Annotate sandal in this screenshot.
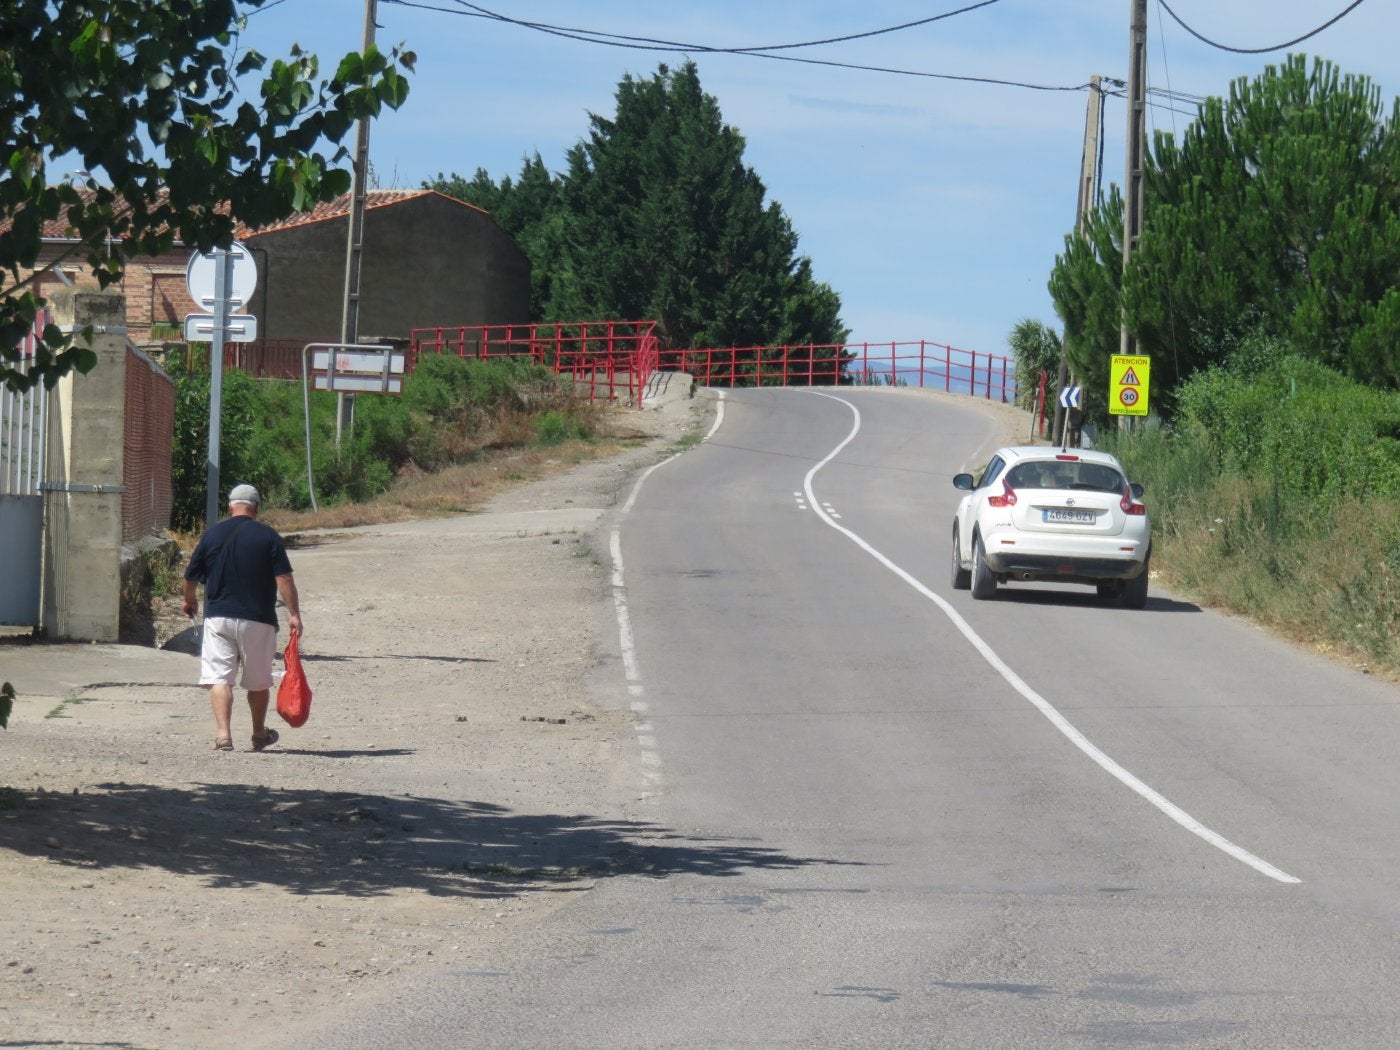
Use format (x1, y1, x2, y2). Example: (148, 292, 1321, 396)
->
(251, 728, 280, 752)
(212, 737, 234, 751)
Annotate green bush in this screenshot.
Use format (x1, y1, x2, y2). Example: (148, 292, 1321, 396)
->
(1098, 359, 1400, 674)
(534, 408, 591, 446)
(169, 349, 591, 528)
(1171, 356, 1400, 509)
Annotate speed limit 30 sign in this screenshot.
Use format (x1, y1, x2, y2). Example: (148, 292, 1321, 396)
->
(1110, 355, 1150, 416)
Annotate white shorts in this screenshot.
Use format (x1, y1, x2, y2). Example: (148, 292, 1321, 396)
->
(199, 617, 279, 691)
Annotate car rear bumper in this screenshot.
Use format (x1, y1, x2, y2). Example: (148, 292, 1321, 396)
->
(984, 553, 1147, 582)
(979, 531, 1148, 581)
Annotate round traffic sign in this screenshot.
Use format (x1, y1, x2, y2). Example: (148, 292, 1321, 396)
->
(1119, 387, 1139, 407)
(185, 241, 257, 308)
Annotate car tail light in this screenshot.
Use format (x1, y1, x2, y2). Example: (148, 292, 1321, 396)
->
(987, 478, 1017, 508)
(1120, 486, 1146, 516)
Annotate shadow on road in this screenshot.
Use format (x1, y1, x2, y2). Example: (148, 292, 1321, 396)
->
(1, 782, 861, 900)
(981, 587, 1201, 613)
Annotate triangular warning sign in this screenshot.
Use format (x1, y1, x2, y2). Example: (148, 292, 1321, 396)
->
(1120, 367, 1141, 386)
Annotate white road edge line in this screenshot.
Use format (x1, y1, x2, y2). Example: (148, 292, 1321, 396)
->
(610, 391, 728, 788)
(803, 390, 1301, 885)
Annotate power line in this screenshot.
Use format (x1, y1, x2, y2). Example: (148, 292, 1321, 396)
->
(1156, 0, 1370, 55)
(442, 0, 1005, 55)
(383, 0, 1090, 93)
(733, 2, 1005, 53)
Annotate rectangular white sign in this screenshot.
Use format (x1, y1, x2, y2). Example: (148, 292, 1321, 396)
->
(311, 350, 406, 375)
(313, 374, 403, 394)
(183, 312, 258, 343)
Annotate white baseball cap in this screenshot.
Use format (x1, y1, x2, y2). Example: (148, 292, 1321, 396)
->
(228, 484, 261, 507)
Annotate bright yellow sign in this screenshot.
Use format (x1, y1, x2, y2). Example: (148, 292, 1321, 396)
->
(1109, 354, 1151, 416)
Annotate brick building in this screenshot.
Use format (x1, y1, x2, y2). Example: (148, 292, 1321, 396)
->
(238, 189, 530, 344)
(19, 188, 530, 350)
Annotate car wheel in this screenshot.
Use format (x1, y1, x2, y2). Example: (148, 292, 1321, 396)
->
(951, 525, 971, 590)
(1121, 561, 1149, 610)
(970, 534, 997, 600)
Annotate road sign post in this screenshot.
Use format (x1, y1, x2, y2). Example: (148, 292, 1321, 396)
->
(185, 242, 258, 528)
(300, 343, 406, 511)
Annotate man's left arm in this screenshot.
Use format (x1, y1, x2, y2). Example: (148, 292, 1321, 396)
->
(277, 573, 303, 636)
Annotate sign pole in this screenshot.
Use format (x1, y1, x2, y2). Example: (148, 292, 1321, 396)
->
(204, 248, 231, 530)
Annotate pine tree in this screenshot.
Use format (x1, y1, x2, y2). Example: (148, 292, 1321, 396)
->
(430, 62, 847, 367)
(1049, 55, 1400, 406)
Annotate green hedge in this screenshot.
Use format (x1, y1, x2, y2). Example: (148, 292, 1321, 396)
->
(169, 351, 571, 529)
(1171, 356, 1400, 510)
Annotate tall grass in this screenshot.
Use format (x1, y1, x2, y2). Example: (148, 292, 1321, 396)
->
(168, 351, 608, 529)
(1100, 356, 1400, 677)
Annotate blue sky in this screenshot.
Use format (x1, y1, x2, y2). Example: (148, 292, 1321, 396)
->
(231, 0, 1399, 355)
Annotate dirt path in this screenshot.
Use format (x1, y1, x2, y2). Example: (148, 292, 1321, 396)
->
(0, 387, 1030, 1049)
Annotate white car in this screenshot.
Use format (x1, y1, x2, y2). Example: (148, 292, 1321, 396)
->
(951, 446, 1151, 607)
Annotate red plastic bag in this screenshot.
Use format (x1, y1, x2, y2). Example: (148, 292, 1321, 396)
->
(276, 629, 312, 728)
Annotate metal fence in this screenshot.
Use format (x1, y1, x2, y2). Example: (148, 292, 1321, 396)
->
(0, 314, 48, 497)
(123, 344, 174, 543)
(173, 325, 1023, 406)
(410, 320, 660, 407)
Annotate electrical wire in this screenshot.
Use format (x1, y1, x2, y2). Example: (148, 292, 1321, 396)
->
(1156, 0, 1369, 55)
(441, 0, 1005, 55)
(1153, 0, 1181, 139)
(383, 0, 1090, 93)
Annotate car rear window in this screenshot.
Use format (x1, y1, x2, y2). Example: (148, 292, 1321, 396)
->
(1007, 461, 1123, 493)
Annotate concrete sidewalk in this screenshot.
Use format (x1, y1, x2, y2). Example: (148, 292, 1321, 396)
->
(1, 639, 197, 710)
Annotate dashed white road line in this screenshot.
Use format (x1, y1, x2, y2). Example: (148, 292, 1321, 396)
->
(803, 390, 1301, 885)
(610, 391, 727, 788)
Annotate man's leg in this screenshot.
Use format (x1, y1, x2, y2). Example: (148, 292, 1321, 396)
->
(210, 684, 235, 742)
(247, 688, 270, 739)
(200, 617, 239, 747)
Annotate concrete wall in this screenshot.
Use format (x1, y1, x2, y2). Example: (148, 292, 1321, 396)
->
(246, 194, 531, 342)
(42, 290, 127, 642)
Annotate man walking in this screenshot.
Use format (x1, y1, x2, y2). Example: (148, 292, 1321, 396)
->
(182, 484, 304, 751)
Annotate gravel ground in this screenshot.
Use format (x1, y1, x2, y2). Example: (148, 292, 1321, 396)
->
(0, 386, 1029, 1049)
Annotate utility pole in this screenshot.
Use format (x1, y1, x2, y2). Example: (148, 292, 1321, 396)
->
(1053, 74, 1104, 446)
(336, 0, 376, 454)
(1121, 0, 1147, 358)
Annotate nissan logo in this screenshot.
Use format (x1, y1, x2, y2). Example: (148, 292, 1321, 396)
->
(1066, 498, 1076, 506)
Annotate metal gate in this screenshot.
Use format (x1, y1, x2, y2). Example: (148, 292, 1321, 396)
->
(0, 316, 49, 626)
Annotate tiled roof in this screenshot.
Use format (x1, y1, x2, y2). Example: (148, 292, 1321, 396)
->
(235, 188, 487, 238)
(12, 187, 487, 242)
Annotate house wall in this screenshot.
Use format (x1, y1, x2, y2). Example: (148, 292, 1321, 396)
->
(245, 196, 530, 343)
(31, 245, 198, 347)
(24, 194, 530, 351)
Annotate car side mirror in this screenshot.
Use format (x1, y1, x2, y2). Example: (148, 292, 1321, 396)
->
(953, 473, 975, 490)
(1129, 482, 1144, 500)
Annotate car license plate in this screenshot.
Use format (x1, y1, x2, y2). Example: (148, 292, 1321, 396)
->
(1043, 507, 1096, 524)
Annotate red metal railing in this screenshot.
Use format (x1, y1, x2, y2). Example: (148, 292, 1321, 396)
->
(409, 320, 660, 407)
(177, 340, 312, 379)
(186, 326, 1021, 406)
(836, 341, 1017, 401)
(660, 339, 1018, 402)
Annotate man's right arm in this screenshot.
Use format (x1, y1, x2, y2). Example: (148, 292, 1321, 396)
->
(182, 532, 211, 620)
(181, 578, 199, 620)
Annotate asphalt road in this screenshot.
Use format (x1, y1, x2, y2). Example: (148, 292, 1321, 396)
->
(299, 387, 1400, 1048)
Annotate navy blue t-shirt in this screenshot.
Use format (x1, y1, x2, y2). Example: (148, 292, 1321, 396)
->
(184, 516, 294, 627)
